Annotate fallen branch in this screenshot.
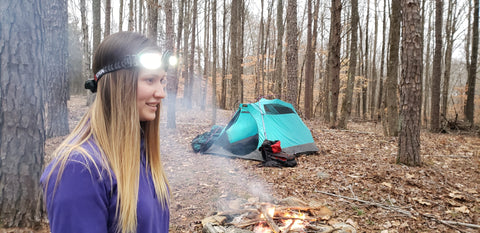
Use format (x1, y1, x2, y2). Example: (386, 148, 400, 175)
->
(314, 190, 412, 217)
(315, 190, 477, 232)
(442, 220, 480, 229)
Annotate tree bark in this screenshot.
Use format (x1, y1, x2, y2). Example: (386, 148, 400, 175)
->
(0, 0, 46, 227)
(273, 0, 284, 98)
(398, 0, 423, 166)
(383, 0, 400, 136)
(338, 0, 358, 129)
(147, 0, 159, 41)
(44, 0, 69, 138)
(211, 0, 218, 124)
(441, 0, 458, 119)
(304, 0, 314, 119)
(220, 0, 227, 109)
(105, 0, 111, 37)
(430, 0, 443, 132)
(285, 0, 298, 108)
(465, 0, 478, 124)
(327, 0, 342, 127)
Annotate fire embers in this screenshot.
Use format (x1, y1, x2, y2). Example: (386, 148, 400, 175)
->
(201, 197, 357, 233)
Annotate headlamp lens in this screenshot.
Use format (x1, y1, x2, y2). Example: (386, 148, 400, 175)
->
(139, 53, 163, 70)
(168, 56, 178, 66)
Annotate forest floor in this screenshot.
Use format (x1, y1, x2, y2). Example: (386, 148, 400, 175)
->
(5, 95, 479, 233)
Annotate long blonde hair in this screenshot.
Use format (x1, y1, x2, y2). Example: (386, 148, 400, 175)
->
(44, 32, 169, 233)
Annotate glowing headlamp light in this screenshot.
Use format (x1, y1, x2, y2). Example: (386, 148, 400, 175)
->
(84, 51, 177, 93)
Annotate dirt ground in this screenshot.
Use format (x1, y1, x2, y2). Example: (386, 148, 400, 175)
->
(5, 95, 479, 233)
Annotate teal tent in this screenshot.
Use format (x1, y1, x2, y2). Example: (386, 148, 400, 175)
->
(203, 98, 318, 161)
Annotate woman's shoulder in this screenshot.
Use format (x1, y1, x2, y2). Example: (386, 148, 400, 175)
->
(41, 138, 110, 184)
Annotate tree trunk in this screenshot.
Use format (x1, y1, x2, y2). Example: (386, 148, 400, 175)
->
(398, 0, 423, 166)
(165, 0, 178, 129)
(182, 0, 191, 107)
(119, 0, 124, 31)
(370, 1, 379, 120)
(220, 0, 227, 109)
(0, 0, 46, 227)
(187, 0, 197, 109)
(44, 0, 69, 138)
(377, 0, 387, 120)
(201, 0, 210, 111)
(441, 0, 457, 119)
(430, 0, 443, 132)
(285, 0, 298, 108)
(273, 0, 284, 98)
(128, 0, 134, 31)
(211, 0, 218, 124)
(327, 0, 342, 127)
(230, 0, 242, 109)
(147, 0, 159, 41)
(105, 0, 111, 37)
(465, 0, 478, 124)
(304, 0, 314, 119)
(92, 0, 101, 53)
(364, 0, 369, 120)
(383, 0, 400, 136)
(338, 0, 358, 129)
(423, 3, 433, 127)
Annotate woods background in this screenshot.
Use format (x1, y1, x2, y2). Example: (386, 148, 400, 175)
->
(0, 0, 479, 229)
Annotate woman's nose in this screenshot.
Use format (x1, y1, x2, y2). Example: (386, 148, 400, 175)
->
(154, 82, 166, 98)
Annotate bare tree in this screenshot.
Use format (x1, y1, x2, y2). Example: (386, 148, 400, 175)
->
(442, 0, 459, 118)
(147, 0, 159, 41)
(105, 0, 111, 36)
(398, 0, 423, 166)
(423, 2, 433, 127)
(273, 0, 284, 98)
(338, 0, 359, 129)
(0, 0, 49, 227)
(383, 0, 400, 136)
(230, 0, 243, 108)
(304, 0, 314, 119)
(187, 0, 198, 109)
(44, 0, 69, 138)
(211, 0, 218, 124)
(119, 0, 124, 31)
(128, 0, 134, 31)
(92, 0, 101, 53)
(465, 0, 478, 124)
(220, 0, 227, 109)
(327, 0, 342, 127)
(430, 0, 443, 132)
(285, 0, 298, 108)
(201, 0, 210, 110)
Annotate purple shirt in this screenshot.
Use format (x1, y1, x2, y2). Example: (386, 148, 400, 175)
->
(41, 139, 169, 233)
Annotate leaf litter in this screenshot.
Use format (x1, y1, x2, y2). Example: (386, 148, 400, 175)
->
(36, 96, 480, 233)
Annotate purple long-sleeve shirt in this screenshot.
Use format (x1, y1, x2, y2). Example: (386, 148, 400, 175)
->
(41, 138, 169, 233)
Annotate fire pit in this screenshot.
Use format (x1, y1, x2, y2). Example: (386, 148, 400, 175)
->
(201, 197, 356, 233)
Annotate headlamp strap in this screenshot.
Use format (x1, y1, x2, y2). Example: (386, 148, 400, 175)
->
(94, 55, 137, 81)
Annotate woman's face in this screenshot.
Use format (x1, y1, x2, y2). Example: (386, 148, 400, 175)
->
(136, 69, 167, 121)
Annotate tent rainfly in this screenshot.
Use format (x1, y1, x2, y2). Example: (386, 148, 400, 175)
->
(203, 98, 319, 161)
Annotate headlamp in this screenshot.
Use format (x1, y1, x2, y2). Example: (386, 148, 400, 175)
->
(84, 51, 177, 93)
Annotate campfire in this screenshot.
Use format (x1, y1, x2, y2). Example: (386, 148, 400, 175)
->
(201, 197, 356, 233)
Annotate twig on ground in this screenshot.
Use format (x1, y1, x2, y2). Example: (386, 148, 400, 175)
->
(314, 190, 412, 217)
(315, 190, 478, 233)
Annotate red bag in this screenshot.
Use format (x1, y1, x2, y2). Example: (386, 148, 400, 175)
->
(271, 141, 282, 153)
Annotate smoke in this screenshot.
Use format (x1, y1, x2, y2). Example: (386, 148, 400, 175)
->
(159, 103, 275, 212)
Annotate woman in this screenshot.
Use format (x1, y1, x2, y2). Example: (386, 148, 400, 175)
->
(41, 31, 170, 233)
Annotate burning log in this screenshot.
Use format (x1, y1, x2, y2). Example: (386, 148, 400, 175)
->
(201, 197, 356, 233)
(259, 204, 281, 233)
